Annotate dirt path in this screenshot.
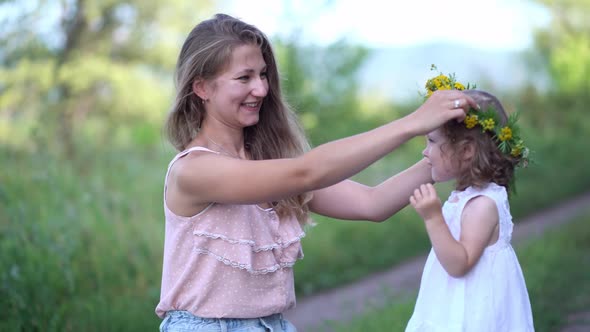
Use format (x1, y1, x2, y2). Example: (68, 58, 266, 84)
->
(284, 191, 590, 331)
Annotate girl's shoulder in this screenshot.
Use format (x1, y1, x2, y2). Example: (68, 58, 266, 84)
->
(449, 182, 507, 204)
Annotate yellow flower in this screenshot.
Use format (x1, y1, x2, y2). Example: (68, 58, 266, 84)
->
(511, 146, 522, 157)
(431, 75, 451, 89)
(480, 118, 495, 131)
(498, 127, 513, 141)
(424, 72, 463, 98)
(511, 141, 525, 157)
(436, 74, 449, 82)
(464, 114, 479, 129)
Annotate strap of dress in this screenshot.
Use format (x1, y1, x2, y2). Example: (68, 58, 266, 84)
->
(163, 146, 219, 199)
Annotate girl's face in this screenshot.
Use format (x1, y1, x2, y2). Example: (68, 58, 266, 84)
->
(202, 44, 269, 129)
(423, 128, 458, 183)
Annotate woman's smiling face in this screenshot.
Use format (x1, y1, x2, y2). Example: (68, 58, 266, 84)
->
(201, 43, 269, 129)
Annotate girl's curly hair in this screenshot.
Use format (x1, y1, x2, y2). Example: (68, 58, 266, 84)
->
(441, 90, 521, 192)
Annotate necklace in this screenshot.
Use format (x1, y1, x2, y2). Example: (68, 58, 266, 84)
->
(202, 133, 242, 159)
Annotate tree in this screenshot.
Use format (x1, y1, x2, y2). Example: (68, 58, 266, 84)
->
(0, 0, 215, 156)
(275, 38, 370, 144)
(530, 0, 590, 94)
(0, 0, 376, 156)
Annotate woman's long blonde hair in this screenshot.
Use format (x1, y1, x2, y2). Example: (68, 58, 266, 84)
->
(165, 13, 312, 224)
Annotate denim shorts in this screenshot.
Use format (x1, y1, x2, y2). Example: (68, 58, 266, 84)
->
(159, 310, 297, 332)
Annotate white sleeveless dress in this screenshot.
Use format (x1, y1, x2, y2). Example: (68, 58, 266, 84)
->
(406, 183, 534, 332)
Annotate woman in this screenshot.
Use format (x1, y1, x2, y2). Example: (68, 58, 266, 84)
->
(156, 13, 477, 331)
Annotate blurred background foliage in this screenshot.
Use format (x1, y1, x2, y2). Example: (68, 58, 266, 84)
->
(1, 0, 589, 330)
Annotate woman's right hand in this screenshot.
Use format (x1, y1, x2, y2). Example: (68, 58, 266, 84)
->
(406, 90, 479, 135)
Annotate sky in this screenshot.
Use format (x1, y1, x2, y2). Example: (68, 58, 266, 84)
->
(218, 0, 551, 51)
(0, 0, 552, 101)
(0, 0, 552, 52)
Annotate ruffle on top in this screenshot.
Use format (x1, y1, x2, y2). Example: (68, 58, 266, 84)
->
(443, 183, 514, 249)
(190, 203, 305, 275)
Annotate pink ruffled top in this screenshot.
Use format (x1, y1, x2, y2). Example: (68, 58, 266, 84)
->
(155, 147, 306, 319)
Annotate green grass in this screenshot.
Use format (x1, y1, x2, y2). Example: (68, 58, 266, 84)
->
(0, 146, 168, 331)
(321, 210, 590, 332)
(296, 208, 430, 296)
(1, 116, 590, 330)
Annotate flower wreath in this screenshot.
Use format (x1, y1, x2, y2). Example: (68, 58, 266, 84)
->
(424, 65, 530, 169)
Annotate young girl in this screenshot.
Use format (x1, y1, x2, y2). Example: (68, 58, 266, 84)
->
(156, 14, 478, 331)
(406, 88, 534, 331)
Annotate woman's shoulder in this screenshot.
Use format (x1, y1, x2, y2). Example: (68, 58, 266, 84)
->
(175, 146, 220, 160)
(166, 146, 222, 196)
(169, 146, 220, 171)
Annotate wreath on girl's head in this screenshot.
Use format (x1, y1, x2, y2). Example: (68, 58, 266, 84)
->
(424, 65, 530, 169)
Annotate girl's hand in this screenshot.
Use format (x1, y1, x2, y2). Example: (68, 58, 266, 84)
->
(410, 183, 443, 221)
